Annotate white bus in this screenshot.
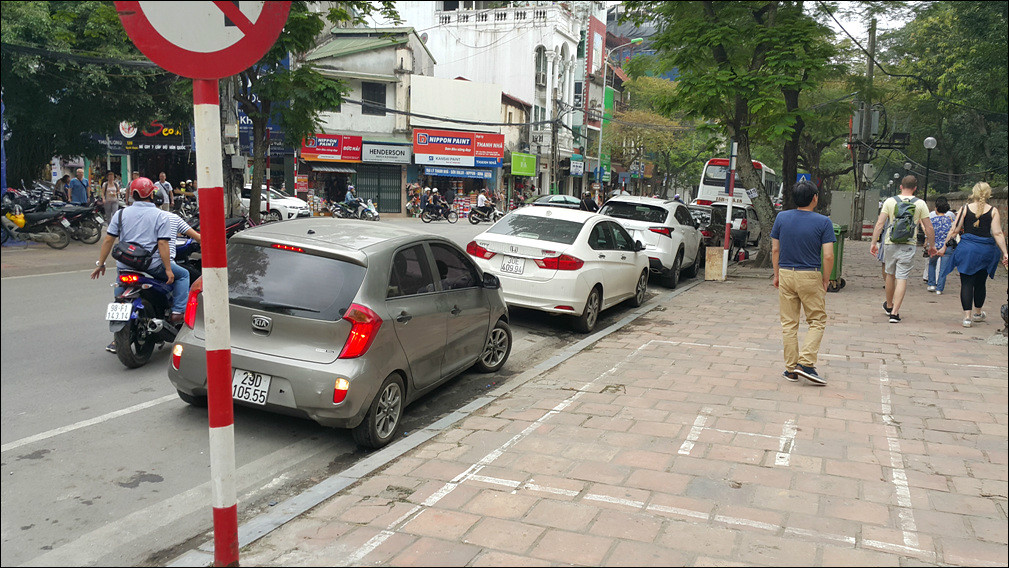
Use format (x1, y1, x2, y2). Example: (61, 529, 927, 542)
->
(692, 158, 780, 207)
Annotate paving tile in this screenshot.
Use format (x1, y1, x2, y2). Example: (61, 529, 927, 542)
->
(463, 517, 544, 554)
(602, 539, 693, 566)
(389, 536, 481, 567)
(529, 529, 614, 565)
(522, 499, 601, 531)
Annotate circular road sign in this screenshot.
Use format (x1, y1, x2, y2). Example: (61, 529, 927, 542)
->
(115, 1, 291, 79)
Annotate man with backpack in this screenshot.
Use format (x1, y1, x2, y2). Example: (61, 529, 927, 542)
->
(869, 175, 936, 323)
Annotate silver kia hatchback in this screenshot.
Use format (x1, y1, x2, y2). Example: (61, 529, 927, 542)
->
(168, 219, 511, 448)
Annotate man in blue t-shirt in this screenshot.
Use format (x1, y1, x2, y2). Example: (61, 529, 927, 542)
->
(771, 179, 836, 386)
(68, 168, 90, 205)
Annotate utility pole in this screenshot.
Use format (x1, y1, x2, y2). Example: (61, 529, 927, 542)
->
(852, 18, 876, 241)
(551, 86, 560, 195)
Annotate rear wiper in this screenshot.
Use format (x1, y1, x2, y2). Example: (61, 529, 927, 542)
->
(230, 295, 320, 313)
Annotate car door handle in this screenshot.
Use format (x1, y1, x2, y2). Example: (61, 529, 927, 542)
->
(450, 305, 461, 316)
(598, 254, 606, 259)
(621, 255, 627, 260)
(395, 312, 412, 323)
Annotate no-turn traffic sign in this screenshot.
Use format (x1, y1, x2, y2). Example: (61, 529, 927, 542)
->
(115, 1, 291, 79)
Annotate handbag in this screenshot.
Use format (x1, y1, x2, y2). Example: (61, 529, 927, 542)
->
(110, 209, 154, 271)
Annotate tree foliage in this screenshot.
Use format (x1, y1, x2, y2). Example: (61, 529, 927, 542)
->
(1, 0, 190, 184)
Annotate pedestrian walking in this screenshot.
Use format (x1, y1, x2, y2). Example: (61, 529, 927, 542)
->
(771, 179, 835, 386)
(926, 196, 955, 294)
(101, 171, 120, 225)
(154, 172, 173, 211)
(68, 168, 90, 205)
(937, 182, 1009, 328)
(869, 175, 936, 324)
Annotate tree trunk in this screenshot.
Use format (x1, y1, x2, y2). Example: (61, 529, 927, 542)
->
(249, 115, 268, 224)
(735, 133, 775, 267)
(781, 87, 802, 211)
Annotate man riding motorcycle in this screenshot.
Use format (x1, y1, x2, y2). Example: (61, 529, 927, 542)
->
(91, 177, 182, 353)
(475, 188, 495, 218)
(427, 188, 449, 219)
(344, 185, 364, 216)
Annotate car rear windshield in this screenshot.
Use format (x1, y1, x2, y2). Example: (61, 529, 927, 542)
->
(599, 202, 668, 224)
(688, 207, 711, 224)
(486, 214, 584, 245)
(711, 204, 746, 219)
(227, 243, 366, 321)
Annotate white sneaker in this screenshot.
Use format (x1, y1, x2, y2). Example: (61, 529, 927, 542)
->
(927, 285, 936, 291)
(973, 311, 987, 322)
(962, 319, 972, 328)
(935, 290, 942, 295)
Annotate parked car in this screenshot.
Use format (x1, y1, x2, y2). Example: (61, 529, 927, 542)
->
(529, 194, 581, 210)
(241, 185, 311, 222)
(466, 207, 649, 334)
(169, 219, 512, 449)
(708, 202, 762, 247)
(687, 203, 727, 249)
(599, 196, 703, 288)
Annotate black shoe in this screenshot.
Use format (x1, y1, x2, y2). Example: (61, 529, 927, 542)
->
(882, 301, 892, 315)
(796, 365, 826, 385)
(106, 342, 117, 354)
(782, 369, 799, 382)
(889, 313, 901, 324)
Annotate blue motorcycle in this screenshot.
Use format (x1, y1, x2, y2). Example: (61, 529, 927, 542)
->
(106, 271, 183, 368)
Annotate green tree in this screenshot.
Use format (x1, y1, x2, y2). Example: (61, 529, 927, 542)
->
(238, 1, 399, 223)
(1, 1, 189, 184)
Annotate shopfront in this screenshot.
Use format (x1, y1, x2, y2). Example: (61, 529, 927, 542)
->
(413, 128, 503, 215)
(299, 133, 362, 207)
(358, 142, 410, 213)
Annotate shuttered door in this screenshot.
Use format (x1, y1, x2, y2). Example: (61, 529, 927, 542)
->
(354, 165, 401, 213)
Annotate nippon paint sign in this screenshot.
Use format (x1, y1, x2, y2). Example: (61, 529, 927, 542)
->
(362, 143, 411, 164)
(413, 128, 504, 168)
(301, 133, 362, 162)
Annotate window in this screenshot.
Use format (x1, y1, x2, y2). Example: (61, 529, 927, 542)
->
(588, 222, 614, 250)
(487, 214, 584, 245)
(361, 82, 387, 116)
(607, 222, 635, 251)
(508, 111, 514, 124)
(388, 245, 435, 298)
(430, 243, 479, 291)
(673, 206, 693, 227)
(599, 201, 667, 224)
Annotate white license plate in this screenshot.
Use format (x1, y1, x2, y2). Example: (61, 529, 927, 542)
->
(106, 302, 132, 321)
(500, 255, 525, 275)
(60, 218, 71, 228)
(95, 215, 104, 224)
(232, 369, 271, 405)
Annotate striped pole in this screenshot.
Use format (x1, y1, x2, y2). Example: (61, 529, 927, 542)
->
(721, 141, 738, 279)
(193, 78, 238, 567)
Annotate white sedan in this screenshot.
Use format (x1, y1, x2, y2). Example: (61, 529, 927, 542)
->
(466, 207, 649, 333)
(241, 186, 311, 222)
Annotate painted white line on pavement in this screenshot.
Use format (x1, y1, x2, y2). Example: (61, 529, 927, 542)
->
(1, 394, 176, 453)
(863, 539, 937, 563)
(775, 419, 797, 467)
(678, 406, 713, 455)
(1, 268, 94, 280)
(878, 363, 921, 551)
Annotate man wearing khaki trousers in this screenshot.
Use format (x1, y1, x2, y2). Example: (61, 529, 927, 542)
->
(771, 180, 836, 386)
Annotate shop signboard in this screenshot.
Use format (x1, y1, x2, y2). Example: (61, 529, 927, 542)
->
(425, 166, 493, 180)
(413, 128, 504, 167)
(362, 143, 411, 164)
(295, 175, 308, 193)
(570, 159, 584, 176)
(510, 152, 537, 177)
(301, 134, 363, 162)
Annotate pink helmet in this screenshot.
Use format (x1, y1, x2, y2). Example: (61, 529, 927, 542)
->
(129, 177, 157, 199)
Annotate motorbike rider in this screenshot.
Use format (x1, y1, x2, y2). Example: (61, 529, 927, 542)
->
(429, 188, 448, 219)
(344, 185, 364, 216)
(475, 188, 495, 218)
(91, 177, 178, 353)
(579, 191, 599, 212)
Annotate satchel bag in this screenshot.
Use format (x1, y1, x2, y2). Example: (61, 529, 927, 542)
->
(109, 209, 154, 271)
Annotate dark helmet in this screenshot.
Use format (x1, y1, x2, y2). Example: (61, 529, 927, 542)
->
(129, 177, 157, 200)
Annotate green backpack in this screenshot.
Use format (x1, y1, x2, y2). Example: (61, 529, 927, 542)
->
(889, 197, 919, 244)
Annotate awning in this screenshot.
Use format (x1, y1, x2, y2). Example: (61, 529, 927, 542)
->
(309, 164, 357, 174)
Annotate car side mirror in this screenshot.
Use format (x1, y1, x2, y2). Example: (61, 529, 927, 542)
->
(635, 240, 646, 252)
(482, 272, 501, 289)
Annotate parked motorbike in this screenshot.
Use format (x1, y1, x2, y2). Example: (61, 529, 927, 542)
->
(468, 206, 504, 225)
(420, 204, 458, 224)
(106, 270, 180, 368)
(1, 203, 73, 248)
(60, 202, 104, 244)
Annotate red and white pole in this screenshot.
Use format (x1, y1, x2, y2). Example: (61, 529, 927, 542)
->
(721, 141, 738, 279)
(193, 78, 238, 567)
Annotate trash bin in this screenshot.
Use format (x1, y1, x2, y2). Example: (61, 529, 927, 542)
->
(824, 224, 847, 292)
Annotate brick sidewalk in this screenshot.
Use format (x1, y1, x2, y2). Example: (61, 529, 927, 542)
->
(231, 240, 1008, 566)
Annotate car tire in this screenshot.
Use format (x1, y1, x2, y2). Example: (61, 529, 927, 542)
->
(352, 373, 404, 449)
(573, 286, 602, 333)
(265, 210, 283, 223)
(177, 389, 208, 407)
(628, 269, 648, 307)
(683, 245, 702, 279)
(474, 319, 512, 373)
(662, 252, 682, 288)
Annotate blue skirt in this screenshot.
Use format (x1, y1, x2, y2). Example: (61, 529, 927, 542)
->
(939, 233, 1000, 280)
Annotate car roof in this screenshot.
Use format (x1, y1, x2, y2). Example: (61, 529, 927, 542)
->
(605, 195, 678, 207)
(230, 218, 450, 264)
(509, 205, 605, 223)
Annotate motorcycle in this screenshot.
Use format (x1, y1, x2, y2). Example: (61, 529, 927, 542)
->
(330, 198, 379, 221)
(60, 202, 104, 244)
(420, 204, 458, 224)
(1, 203, 73, 249)
(468, 206, 504, 225)
(361, 198, 380, 221)
(106, 269, 181, 368)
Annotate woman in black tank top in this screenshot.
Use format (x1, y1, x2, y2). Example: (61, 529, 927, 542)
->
(962, 205, 994, 237)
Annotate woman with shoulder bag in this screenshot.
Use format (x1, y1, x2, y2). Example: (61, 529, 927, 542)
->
(102, 171, 120, 226)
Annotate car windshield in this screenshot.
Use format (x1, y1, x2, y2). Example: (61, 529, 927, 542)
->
(703, 164, 745, 188)
(599, 202, 668, 224)
(227, 243, 366, 321)
(711, 204, 746, 220)
(486, 214, 584, 245)
(688, 207, 711, 224)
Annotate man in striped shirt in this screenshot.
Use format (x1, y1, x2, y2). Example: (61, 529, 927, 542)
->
(163, 210, 201, 323)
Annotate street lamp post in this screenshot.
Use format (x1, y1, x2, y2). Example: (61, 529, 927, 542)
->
(892, 172, 900, 197)
(923, 136, 937, 204)
(595, 37, 642, 194)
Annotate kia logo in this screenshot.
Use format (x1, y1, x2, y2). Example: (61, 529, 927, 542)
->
(251, 315, 272, 332)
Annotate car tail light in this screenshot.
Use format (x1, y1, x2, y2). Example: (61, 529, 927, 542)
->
(695, 199, 713, 205)
(649, 226, 673, 237)
(701, 229, 713, 238)
(535, 254, 583, 270)
(333, 378, 350, 404)
(184, 279, 203, 329)
(339, 304, 383, 359)
(739, 218, 748, 230)
(554, 305, 575, 311)
(172, 344, 183, 370)
(466, 241, 496, 259)
(119, 273, 140, 284)
(271, 243, 304, 253)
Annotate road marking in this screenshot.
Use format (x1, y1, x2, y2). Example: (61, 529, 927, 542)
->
(1, 394, 176, 453)
(678, 406, 712, 455)
(774, 419, 797, 466)
(878, 363, 921, 551)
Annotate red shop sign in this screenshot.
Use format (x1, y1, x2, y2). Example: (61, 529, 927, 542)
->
(301, 134, 363, 162)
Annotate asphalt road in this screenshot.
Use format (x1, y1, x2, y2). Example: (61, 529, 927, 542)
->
(0, 214, 673, 567)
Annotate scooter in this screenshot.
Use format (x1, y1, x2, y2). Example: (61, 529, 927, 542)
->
(420, 204, 458, 224)
(60, 202, 104, 244)
(106, 270, 180, 368)
(1, 203, 72, 249)
(468, 206, 504, 224)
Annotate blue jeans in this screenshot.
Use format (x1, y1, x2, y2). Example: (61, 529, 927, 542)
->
(114, 262, 189, 314)
(927, 256, 948, 291)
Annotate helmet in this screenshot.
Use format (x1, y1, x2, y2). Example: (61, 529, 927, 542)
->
(186, 179, 192, 185)
(674, 194, 681, 199)
(129, 177, 157, 200)
(424, 187, 430, 192)
(347, 185, 355, 191)
(432, 188, 439, 193)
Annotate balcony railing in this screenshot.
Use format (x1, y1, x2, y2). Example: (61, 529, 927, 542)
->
(435, 4, 576, 35)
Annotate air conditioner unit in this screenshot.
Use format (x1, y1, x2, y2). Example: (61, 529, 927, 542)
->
(535, 72, 547, 87)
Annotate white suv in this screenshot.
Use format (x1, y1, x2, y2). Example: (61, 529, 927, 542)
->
(241, 186, 311, 222)
(599, 196, 703, 288)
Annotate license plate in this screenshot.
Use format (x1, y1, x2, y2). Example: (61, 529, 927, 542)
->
(232, 369, 270, 405)
(500, 255, 525, 275)
(95, 215, 104, 224)
(60, 218, 71, 228)
(106, 302, 132, 321)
